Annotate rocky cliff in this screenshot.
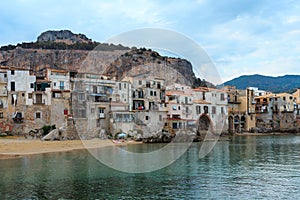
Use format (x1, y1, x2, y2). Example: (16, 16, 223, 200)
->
(0, 30, 209, 87)
(37, 30, 92, 44)
(105, 48, 197, 86)
(0, 47, 127, 73)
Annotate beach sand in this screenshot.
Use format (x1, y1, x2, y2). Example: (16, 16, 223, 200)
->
(0, 137, 140, 159)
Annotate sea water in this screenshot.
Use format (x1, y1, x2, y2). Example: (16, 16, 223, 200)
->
(0, 135, 299, 199)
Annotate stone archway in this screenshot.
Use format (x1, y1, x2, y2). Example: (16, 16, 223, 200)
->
(228, 116, 234, 133)
(241, 115, 246, 131)
(197, 114, 212, 136)
(234, 115, 240, 133)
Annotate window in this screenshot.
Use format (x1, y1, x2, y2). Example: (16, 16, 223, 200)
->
(283, 96, 286, 101)
(146, 81, 150, 88)
(150, 91, 153, 96)
(35, 94, 43, 104)
(0, 112, 3, 118)
(204, 106, 209, 114)
(178, 106, 181, 110)
(220, 93, 225, 101)
(157, 82, 161, 89)
(138, 91, 144, 98)
(11, 70, 15, 75)
(196, 106, 201, 114)
(11, 81, 15, 91)
(221, 107, 224, 114)
(30, 83, 34, 88)
(119, 83, 122, 90)
(99, 108, 105, 118)
(212, 106, 216, 114)
(54, 82, 56, 87)
(154, 91, 157, 96)
(124, 83, 126, 88)
(35, 112, 41, 119)
(159, 115, 162, 121)
(145, 116, 149, 120)
(139, 80, 142, 85)
(78, 93, 85, 101)
(290, 96, 293, 100)
(78, 109, 86, 118)
(172, 122, 178, 129)
(60, 81, 64, 90)
(99, 108, 105, 113)
(185, 97, 188, 104)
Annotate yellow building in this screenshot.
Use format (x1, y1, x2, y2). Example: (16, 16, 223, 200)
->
(225, 86, 256, 133)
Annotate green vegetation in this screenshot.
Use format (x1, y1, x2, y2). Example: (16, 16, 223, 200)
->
(41, 125, 56, 136)
(0, 41, 130, 51)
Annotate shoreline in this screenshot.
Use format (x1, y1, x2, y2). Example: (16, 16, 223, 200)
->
(1, 132, 299, 159)
(233, 132, 300, 136)
(0, 138, 141, 159)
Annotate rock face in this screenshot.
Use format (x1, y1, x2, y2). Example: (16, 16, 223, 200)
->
(0, 47, 127, 73)
(105, 48, 197, 86)
(0, 30, 210, 87)
(37, 30, 92, 44)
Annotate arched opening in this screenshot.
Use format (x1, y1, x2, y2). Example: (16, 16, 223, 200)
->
(228, 116, 234, 133)
(241, 116, 246, 131)
(234, 115, 240, 133)
(197, 114, 211, 136)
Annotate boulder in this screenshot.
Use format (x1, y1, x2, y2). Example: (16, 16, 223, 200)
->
(41, 129, 60, 141)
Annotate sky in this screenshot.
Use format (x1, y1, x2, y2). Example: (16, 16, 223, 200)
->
(1, 0, 300, 84)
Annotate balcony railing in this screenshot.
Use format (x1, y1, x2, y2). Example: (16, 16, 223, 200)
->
(33, 100, 45, 105)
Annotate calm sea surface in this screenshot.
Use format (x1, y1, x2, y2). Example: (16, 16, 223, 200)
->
(0, 135, 300, 199)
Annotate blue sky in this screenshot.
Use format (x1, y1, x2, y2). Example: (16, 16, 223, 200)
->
(1, 0, 300, 84)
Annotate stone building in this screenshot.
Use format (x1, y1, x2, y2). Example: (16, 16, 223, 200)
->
(71, 73, 132, 138)
(0, 67, 9, 133)
(5, 68, 45, 134)
(122, 75, 167, 137)
(254, 92, 297, 131)
(225, 86, 256, 133)
(192, 87, 228, 135)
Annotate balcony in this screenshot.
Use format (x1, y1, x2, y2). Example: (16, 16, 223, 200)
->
(33, 99, 45, 105)
(228, 100, 241, 104)
(90, 93, 109, 102)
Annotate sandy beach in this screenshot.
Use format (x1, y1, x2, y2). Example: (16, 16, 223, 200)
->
(0, 137, 140, 159)
(1, 133, 299, 159)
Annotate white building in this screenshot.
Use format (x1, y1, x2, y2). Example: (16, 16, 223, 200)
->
(7, 68, 36, 106)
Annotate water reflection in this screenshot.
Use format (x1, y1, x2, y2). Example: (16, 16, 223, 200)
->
(0, 135, 299, 199)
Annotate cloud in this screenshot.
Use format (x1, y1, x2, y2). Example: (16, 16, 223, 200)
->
(1, 0, 300, 85)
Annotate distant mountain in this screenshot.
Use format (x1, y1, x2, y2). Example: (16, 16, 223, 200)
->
(222, 74, 300, 93)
